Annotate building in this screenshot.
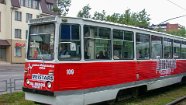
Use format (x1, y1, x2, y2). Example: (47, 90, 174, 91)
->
(150, 23, 184, 32)
(0, 0, 56, 63)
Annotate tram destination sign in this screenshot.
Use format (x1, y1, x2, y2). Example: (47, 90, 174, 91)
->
(29, 16, 56, 24)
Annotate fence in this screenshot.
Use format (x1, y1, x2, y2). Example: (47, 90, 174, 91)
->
(0, 78, 23, 94)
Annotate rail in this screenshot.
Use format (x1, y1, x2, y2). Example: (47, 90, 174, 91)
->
(166, 96, 186, 105)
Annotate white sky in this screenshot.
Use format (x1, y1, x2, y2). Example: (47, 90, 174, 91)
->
(67, 0, 186, 27)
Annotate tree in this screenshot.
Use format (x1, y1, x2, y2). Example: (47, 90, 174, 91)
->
(106, 13, 120, 23)
(77, 7, 151, 29)
(105, 9, 150, 28)
(53, 0, 71, 16)
(92, 10, 106, 20)
(120, 9, 132, 25)
(77, 4, 91, 18)
(136, 9, 150, 28)
(167, 27, 186, 37)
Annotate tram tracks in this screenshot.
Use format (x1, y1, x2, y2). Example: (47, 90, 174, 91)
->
(112, 83, 186, 105)
(166, 96, 186, 105)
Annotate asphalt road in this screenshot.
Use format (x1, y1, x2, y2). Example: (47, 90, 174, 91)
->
(0, 64, 24, 94)
(0, 64, 24, 79)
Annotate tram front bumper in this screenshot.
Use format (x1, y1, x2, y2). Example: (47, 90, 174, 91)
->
(22, 87, 54, 96)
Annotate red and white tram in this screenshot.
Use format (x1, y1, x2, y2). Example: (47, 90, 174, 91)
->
(23, 16, 186, 105)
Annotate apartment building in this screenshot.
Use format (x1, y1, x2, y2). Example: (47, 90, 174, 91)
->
(150, 23, 184, 32)
(0, 0, 55, 63)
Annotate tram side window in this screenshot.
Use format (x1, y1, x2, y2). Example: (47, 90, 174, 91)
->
(151, 36, 163, 59)
(84, 25, 111, 60)
(173, 40, 181, 59)
(181, 41, 186, 59)
(164, 38, 173, 59)
(59, 24, 81, 61)
(136, 33, 150, 60)
(113, 29, 134, 60)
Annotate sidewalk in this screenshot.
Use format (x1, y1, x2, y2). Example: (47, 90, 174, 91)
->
(0, 62, 24, 70)
(0, 61, 11, 65)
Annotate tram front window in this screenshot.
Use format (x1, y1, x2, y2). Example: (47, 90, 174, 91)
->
(27, 23, 55, 60)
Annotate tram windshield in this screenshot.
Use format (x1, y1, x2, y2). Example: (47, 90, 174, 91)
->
(27, 23, 55, 60)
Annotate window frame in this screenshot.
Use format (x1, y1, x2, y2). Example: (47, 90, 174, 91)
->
(83, 25, 111, 60)
(113, 29, 134, 60)
(58, 23, 81, 61)
(181, 41, 186, 59)
(15, 47, 22, 57)
(136, 33, 150, 60)
(0, 0, 5, 4)
(15, 29, 22, 39)
(26, 30, 28, 39)
(173, 39, 181, 59)
(15, 11, 22, 21)
(27, 23, 55, 61)
(47, 3, 53, 11)
(0, 12, 1, 32)
(150, 35, 163, 59)
(26, 13, 32, 23)
(19, 0, 39, 9)
(163, 37, 173, 59)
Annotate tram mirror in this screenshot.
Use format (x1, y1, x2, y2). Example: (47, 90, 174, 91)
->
(173, 55, 178, 59)
(156, 56, 160, 59)
(70, 43, 76, 51)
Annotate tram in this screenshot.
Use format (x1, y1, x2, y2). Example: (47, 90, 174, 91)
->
(23, 16, 186, 105)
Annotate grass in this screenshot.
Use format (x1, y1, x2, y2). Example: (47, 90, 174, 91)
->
(116, 84, 186, 105)
(0, 92, 35, 105)
(0, 84, 186, 105)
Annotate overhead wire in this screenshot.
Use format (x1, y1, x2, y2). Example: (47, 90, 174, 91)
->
(157, 0, 186, 25)
(166, 0, 186, 11)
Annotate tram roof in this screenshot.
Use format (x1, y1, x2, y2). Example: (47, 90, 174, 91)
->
(63, 16, 186, 41)
(30, 16, 186, 41)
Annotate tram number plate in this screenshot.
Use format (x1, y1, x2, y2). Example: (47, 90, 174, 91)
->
(30, 82, 45, 89)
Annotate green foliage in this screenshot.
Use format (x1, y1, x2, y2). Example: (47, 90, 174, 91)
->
(77, 4, 91, 18)
(92, 10, 106, 20)
(106, 13, 120, 23)
(77, 5, 151, 28)
(0, 92, 35, 105)
(1, 85, 186, 105)
(167, 27, 186, 37)
(77, 5, 186, 38)
(116, 85, 186, 105)
(53, 0, 71, 16)
(106, 9, 151, 28)
(136, 9, 151, 28)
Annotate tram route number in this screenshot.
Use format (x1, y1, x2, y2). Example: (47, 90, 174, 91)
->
(66, 69, 74, 75)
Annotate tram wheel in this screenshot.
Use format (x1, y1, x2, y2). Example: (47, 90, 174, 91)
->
(34, 102, 50, 105)
(181, 76, 186, 85)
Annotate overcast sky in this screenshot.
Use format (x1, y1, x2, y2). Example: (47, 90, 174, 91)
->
(67, 0, 186, 27)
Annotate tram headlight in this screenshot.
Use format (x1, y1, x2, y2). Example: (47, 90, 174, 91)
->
(24, 70, 28, 73)
(47, 82, 52, 89)
(26, 79, 30, 85)
(48, 70, 54, 75)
